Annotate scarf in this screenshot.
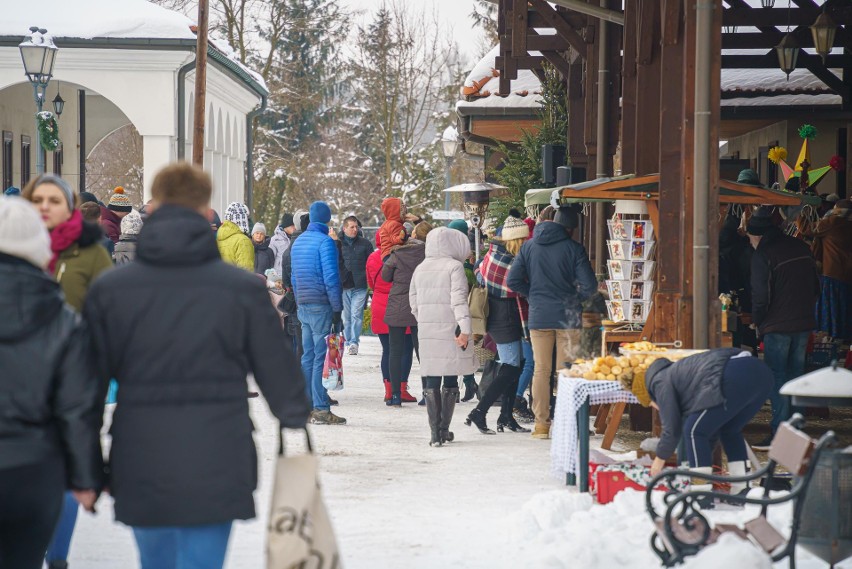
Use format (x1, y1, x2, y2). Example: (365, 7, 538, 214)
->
(48, 209, 83, 273)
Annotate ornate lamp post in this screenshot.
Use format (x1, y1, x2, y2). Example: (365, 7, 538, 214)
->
(19, 27, 58, 175)
(440, 126, 461, 211)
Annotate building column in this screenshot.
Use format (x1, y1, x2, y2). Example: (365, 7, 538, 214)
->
(142, 135, 174, 203)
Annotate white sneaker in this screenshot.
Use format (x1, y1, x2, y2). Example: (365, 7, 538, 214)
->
(348, 344, 358, 355)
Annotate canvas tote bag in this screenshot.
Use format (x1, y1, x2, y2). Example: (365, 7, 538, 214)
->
(468, 285, 489, 336)
(267, 428, 341, 569)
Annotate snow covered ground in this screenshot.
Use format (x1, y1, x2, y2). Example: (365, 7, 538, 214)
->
(65, 336, 850, 568)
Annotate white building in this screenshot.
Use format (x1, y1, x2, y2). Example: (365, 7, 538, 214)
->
(0, 0, 267, 214)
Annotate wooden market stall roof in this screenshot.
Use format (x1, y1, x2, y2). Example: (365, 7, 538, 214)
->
(541, 174, 822, 206)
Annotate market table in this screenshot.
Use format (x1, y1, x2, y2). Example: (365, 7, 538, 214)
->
(551, 374, 639, 492)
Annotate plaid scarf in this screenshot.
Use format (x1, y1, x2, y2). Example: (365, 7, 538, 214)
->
(480, 243, 530, 338)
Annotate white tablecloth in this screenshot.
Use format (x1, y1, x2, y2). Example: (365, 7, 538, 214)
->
(550, 374, 640, 479)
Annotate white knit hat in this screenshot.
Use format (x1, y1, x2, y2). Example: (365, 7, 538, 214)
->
(0, 196, 51, 268)
(252, 222, 267, 235)
(121, 210, 144, 236)
(502, 215, 530, 241)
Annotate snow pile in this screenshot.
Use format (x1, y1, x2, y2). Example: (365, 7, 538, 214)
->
(683, 533, 772, 569)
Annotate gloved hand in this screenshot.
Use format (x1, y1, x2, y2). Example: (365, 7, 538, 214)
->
(332, 311, 343, 334)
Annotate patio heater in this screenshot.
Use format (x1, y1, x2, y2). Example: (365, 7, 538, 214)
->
(19, 27, 58, 175)
(443, 182, 505, 261)
(780, 363, 852, 567)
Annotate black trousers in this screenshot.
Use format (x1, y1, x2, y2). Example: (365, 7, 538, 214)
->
(422, 376, 459, 389)
(388, 325, 419, 395)
(0, 457, 64, 569)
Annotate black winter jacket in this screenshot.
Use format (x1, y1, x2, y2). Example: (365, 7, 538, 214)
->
(646, 348, 746, 460)
(487, 297, 522, 344)
(83, 205, 310, 526)
(750, 228, 819, 336)
(0, 254, 104, 490)
(339, 234, 374, 289)
(506, 222, 597, 330)
(253, 237, 276, 275)
(382, 240, 425, 328)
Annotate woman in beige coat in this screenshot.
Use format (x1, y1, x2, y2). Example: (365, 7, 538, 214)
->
(409, 227, 479, 446)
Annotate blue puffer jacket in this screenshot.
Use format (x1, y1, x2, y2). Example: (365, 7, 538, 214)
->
(506, 222, 597, 330)
(289, 223, 343, 311)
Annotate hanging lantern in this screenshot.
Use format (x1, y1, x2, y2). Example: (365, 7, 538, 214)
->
(52, 91, 64, 117)
(810, 10, 837, 64)
(775, 32, 799, 80)
(760, 0, 775, 7)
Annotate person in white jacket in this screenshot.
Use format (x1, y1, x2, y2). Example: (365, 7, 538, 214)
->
(409, 226, 479, 446)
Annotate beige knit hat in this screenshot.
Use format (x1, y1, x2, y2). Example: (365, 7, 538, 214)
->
(0, 196, 51, 268)
(502, 215, 530, 241)
(108, 187, 133, 212)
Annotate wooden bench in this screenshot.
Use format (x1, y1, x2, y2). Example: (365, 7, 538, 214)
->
(644, 415, 836, 567)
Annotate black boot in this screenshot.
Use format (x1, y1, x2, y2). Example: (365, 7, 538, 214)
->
(513, 396, 535, 423)
(461, 375, 478, 402)
(440, 387, 458, 443)
(423, 388, 442, 446)
(48, 563, 69, 569)
(497, 367, 530, 433)
(464, 407, 495, 434)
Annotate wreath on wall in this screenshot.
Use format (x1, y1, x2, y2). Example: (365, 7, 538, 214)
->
(36, 111, 60, 152)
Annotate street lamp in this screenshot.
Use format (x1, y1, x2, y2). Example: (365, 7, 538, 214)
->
(810, 10, 837, 64)
(19, 26, 58, 175)
(441, 125, 461, 211)
(775, 32, 799, 80)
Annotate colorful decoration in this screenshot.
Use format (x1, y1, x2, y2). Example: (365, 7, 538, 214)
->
(36, 111, 60, 152)
(830, 155, 845, 172)
(768, 146, 787, 164)
(798, 124, 818, 140)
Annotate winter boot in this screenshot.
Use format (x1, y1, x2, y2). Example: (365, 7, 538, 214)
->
(383, 379, 392, 402)
(531, 423, 550, 439)
(400, 382, 418, 403)
(689, 466, 715, 510)
(439, 387, 458, 443)
(47, 562, 68, 569)
(464, 408, 496, 435)
(726, 460, 750, 496)
(461, 376, 478, 402)
(497, 369, 530, 433)
(513, 396, 535, 423)
(309, 409, 347, 425)
(386, 394, 402, 407)
(423, 388, 442, 446)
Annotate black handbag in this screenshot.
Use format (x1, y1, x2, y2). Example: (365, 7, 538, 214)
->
(477, 359, 500, 400)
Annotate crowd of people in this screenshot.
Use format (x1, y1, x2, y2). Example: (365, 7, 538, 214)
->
(2, 159, 847, 566)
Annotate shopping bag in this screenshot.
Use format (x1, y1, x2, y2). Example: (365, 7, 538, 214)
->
(468, 285, 489, 336)
(267, 428, 341, 569)
(321, 333, 344, 391)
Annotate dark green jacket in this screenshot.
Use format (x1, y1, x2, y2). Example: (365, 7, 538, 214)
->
(54, 222, 113, 312)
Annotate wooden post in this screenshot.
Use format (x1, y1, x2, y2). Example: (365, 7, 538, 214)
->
(192, 0, 209, 167)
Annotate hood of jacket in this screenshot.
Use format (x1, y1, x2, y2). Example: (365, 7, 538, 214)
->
(425, 226, 470, 263)
(217, 220, 246, 244)
(137, 205, 220, 267)
(533, 221, 570, 245)
(76, 220, 105, 249)
(381, 197, 403, 223)
(0, 255, 64, 341)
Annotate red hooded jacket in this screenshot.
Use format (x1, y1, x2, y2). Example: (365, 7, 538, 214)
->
(377, 197, 405, 259)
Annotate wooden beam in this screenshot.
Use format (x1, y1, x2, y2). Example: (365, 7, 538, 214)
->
(495, 55, 546, 70)
(541, 51, 573, 79)
(634, 0, 661, 175)
(512, 0, 528, 56)
(528, 0, 588, 58)
(721, 54, 847, 68)
(498, 34, 572, 52)
(722, 29, 852, 50)
(722, 8, 822, 26)
(621, 0, 638, 174)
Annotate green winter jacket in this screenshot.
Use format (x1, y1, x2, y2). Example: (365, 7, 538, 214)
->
(54, 223, 113, 312)
(216, 221, 254, 271)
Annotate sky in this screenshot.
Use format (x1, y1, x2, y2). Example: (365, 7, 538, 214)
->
(341, 0, 487, 67)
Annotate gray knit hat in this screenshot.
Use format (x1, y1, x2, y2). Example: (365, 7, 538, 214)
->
(252, 222, 267, 235)
(0, 196, 51, 268)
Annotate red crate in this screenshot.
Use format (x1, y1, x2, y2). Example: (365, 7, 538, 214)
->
(595, 469, 669, 504)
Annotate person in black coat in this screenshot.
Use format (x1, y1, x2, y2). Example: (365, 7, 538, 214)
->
(338, 215, 374, 354)
(251, 223, 276, 275)
(746, 207, 820, 442)
(82, 164, 309, 569)
(645, 349, 773, 496)
(0, 196, 104, 569)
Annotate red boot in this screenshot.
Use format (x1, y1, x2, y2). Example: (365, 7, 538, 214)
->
(400, 382, 418, 403)
(384, 379, 392, 402)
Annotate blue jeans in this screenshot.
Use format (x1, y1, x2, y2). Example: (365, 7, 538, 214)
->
(45, 491, 78, 562)
(496, 340, 522, 367)
(133, 522, 232, 569)
(518, 340, 534, 397)
(764, 332, 809, 433)
(342, 288, 368, 346)
(682, 356, 773, 467)
(299, 303, 333, 411)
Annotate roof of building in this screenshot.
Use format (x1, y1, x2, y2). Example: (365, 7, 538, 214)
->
(1, 0, 267, 96)
(456, 44, 545, 117)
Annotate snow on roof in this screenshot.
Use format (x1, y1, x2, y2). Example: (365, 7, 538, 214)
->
(721, 66, 842, 107)
(456, 44, 543, 116)
(1, 0, 196, 40)
(2, 0, 267, 93)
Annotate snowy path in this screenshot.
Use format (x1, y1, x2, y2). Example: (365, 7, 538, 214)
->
(67, 336, 562, 568)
